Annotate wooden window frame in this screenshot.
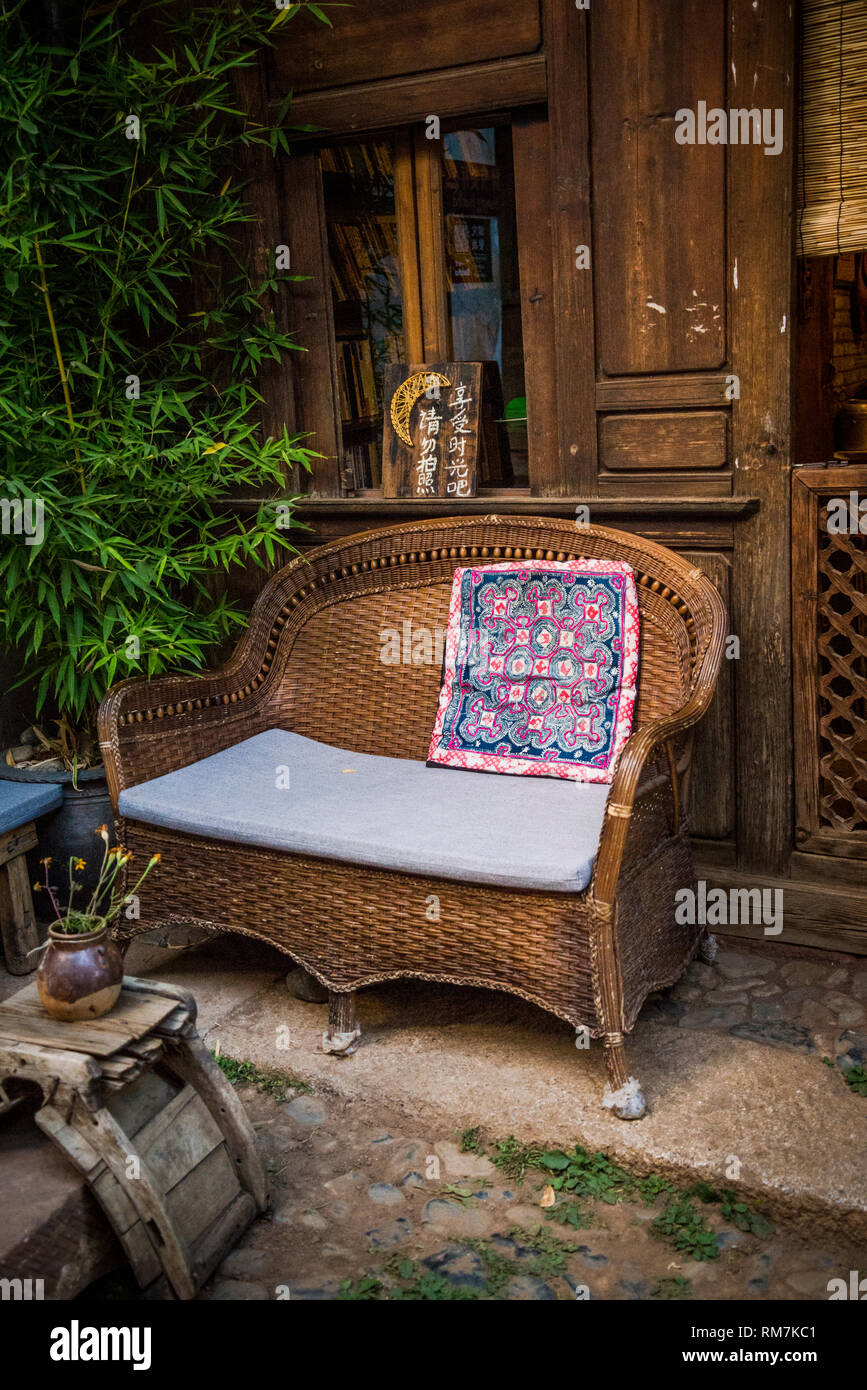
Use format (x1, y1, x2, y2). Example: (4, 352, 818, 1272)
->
(283, 104, 553, 501)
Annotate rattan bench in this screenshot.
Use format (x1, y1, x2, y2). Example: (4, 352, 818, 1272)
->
(98, 516, 726, 1119)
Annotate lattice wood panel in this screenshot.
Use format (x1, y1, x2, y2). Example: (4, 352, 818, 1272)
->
(794, 466, 867, 857)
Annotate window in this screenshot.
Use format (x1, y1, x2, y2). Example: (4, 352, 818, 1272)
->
(320, 115, 527, 491)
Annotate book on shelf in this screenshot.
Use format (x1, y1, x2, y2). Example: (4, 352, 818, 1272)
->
(320, 140, 394, 182)
(343, 438, 380, 491)
(328, 214, 400, 305)
(337, 339, 378, 423)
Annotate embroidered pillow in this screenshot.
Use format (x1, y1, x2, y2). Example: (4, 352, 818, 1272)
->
(427, 559, 639, 782)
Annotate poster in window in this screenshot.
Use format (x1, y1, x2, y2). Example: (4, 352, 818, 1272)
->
(447, 215, 494, 285)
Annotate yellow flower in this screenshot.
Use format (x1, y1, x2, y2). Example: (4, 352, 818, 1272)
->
(74, 858, 86, 871)
(32, 882, 42, 892)
(39, 856, 52, 866)
(150, 853, 162, 864)
(94, 824, 109, 840)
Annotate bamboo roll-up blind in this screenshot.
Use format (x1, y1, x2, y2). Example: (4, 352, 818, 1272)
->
(797, 0, 867, 257)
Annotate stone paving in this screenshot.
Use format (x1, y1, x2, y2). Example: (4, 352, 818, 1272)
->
(643, 944, 867, 1074)
(185, 1079, 864, 1302)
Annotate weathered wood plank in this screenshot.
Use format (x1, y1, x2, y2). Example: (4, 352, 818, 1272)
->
(121, 974, 198, 1018)
(513, 110, 559, 497)
(596, 374, 734, 411)
(91, 1168, 141, 1239)
(680, 551, 734, 839)
(189, 1191, 257, 1293)
(702, 871, 867, 957)
(591, 0, 726, 374)
(0, 847, 41, 975)
(272, 0, 542, 94)
(729, 0, 795, 875)
(35, 1102, 103, 1176)
(282, 55, 547, 139)
(413, 129, 451, 362)
(0, 1039, 101, 1091)
(793, 257, 836, 464)
(0, 985, 177, 1054)
(106, 1065, 181, 1140)
(598, 474, 732, 499)
(136, 1088, 224, 1194)
(282, 152, 342, 495)
(599, 413, 728, 472)
(543, 0, 595, 495)
(394, 131, 424, 363)
(795, 830, 867, 861)
(233, 53, 298, 491)
(791, 848, 867, 886)
(164, 1034, 268, 1212)
(35, 1103, 164, 1290)
(292, 495, 756, 519)
(65, 1101, 196, 1300)
(121, 1220, 164, 1289)
(0, 822, 37, 868)
(165, 1144, 241, 1249)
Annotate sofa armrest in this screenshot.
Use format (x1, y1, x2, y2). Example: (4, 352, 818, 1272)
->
(97, 551, 320, 809)
(97, 649, 269, 811)
(592, 693, 721, 909)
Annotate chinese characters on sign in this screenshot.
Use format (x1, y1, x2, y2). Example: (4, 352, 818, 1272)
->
(415, 383, 474, 497)
(382, 362, 492, 499)
(416, 401, 440, 495)
(446, 382, 473, 497)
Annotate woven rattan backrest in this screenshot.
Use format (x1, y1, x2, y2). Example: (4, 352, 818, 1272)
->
(254, 517, 714, 762)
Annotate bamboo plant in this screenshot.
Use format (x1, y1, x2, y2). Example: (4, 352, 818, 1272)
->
(0, 1, 329, 760)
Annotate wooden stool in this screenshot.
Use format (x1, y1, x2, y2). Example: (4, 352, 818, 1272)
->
(0, 976, 267, 1299)
(0, 782, 63, 975)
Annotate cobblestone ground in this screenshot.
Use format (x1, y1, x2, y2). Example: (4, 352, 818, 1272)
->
(642, 944, 867, 1064)
(84, 941, 866, 1303)
(190, 946, 865, 1303)
(191, 1089, 863, 1302)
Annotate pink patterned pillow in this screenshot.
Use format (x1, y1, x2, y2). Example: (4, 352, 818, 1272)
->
(428, 559, 639, 782)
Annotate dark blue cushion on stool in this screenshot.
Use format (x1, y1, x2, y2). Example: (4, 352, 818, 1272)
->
(0, 781, 63, 835)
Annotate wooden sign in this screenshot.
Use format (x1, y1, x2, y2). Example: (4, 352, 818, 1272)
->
(382, 362, 493, 499)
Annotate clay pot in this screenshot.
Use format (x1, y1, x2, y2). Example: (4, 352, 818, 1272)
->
(37, 923, 124, 1021)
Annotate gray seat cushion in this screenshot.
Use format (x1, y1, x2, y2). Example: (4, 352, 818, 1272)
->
(0, 780, 63, 834)
(118, 729, 611, 893)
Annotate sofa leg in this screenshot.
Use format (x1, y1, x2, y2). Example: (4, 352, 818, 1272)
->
(601, 1034, 646, 1120)
(322, 991, 361, 1057)
(698, 932, 719, 965)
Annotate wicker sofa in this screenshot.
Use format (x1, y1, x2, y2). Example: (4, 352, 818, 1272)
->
(98, 515, 726, 1119)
